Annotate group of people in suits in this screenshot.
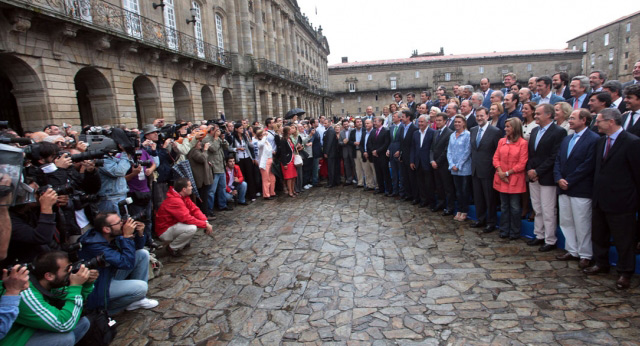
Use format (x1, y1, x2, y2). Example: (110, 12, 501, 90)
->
(321, 63, 640, 289)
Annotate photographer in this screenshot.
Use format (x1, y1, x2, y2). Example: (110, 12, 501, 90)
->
(0, 265, 29, 340)
(78, 213, 157, 314)
(187, 135, 213, 216)
(97, 128, 133, 214)
(125, 132, 157, 247)
(0, 251, 94, 345)
(172, 121, 196, 163)
(156, 178, 212, 257)
(202, 125, 230, 214)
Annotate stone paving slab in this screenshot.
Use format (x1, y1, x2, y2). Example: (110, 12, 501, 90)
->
(112, 186, 640, 345)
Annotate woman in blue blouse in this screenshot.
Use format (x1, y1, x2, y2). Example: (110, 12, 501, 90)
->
(447, 115, 472, 222)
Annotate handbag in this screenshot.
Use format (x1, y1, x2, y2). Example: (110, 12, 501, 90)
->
(294, 154, 303, 166)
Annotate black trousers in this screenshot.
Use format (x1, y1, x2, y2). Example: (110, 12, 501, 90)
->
(434, 166, 455, 211)
(401, 161, 418, 200)
(472, 175, 497, 226)
(237, 157, 257, 199)
(592, 205, 638, 274)
(326, 156, 340, 186)
(373, 155, 392, 193)
(416, 166, 435, 206)
(342, 151, 355, 182)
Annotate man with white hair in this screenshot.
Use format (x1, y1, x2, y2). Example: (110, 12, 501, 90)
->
(567, 75, 591, 110)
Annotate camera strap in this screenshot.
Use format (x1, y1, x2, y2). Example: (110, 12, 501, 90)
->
(28, 273, 66, 310)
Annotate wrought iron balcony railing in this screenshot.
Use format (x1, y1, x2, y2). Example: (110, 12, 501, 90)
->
(4, 0, 231, 68)
(254, 58, 310, 88)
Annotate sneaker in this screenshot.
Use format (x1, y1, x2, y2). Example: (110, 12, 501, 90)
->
(125, 298, 159, 311)
(304, 185, 311, 190)
(256, 193, 261, 197)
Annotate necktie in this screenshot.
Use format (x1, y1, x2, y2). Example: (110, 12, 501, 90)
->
(604, 136, 612, 159)
(574, 98, 580, 110)
(567, 134, 579, 158)
(436, 129, 441, 141)
(476, 127, 483, 145)
(627, 111, 638, 130)
(393, 126, 398, 140)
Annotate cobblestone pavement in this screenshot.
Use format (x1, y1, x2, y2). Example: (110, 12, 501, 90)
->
(113, 186, 640, 345)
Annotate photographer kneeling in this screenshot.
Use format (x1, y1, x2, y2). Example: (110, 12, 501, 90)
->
(156, 178, 213, 257)
(78, 213, 158, 314)
(0, 251, 94, 345)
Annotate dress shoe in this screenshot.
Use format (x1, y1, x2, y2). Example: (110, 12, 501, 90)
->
(430, 205, 443, 212)
(526, 238, 544, 246)
(385, 193, 393, 197)
(470, 221, 486, 228)
(583, 265, 610, 275)
(499, 234, 509, 239)
(538, 244, 557, 252)
(556, 252, 579, 261)
(578, 258, 592, 269)
(442, 210, 454, 216)
(616, 275, 631, 290)
(483, 225, 496, 233)
(411, 200, 420, 205)
(509, 235, 520, 240)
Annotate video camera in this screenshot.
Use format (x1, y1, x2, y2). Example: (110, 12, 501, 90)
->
(70, 254, 106, 274)
(132, 150, 153, 167)
(0, 137, 33, 145)
(117, 197, 148, 223)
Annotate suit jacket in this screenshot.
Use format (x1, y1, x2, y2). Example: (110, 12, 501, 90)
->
(481, 89, 494, 109)
(553, 128, 599, 198)
(526, 123, 567, 186)
(470, 125, 501, 179)
(399, 123, 417, 164)
(566, 93, 591, 109)
(367, 126, 390, 159)
(621, 110, 640, 137)
(410, 128, 435, 169)
(556, 86, 572, 100)
(323, 126, 339, 159)
(532, 94, 565, 105)
(592, 130, 640, 213)
(388, 123, 403, 158)
(338, 129, 354, 157)
(349, 127, 366, 156)
(430, 127, 453, 168)
(622, 79, 639, 91)
(465, 114, 478, 130)
(406, 102, 417, 115)
(279, 137, 294, 164)
(446, 117, 456, 131)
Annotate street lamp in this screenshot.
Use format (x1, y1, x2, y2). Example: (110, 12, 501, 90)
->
(186, 8, 197, 24)
(152, 0, 165, 10)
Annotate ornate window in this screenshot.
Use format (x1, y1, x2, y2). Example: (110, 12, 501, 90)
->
(193, 2, 205, 58)
(164, 0, 178, 50)
(215, 14, 225, 50)
(348, 83, 356, 92)
(122, 0, 142, 38)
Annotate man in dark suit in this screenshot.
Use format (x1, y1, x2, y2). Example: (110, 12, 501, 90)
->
(406, 93, 417, 115)
(602, 80, 627, 113)
(552, 72, 572, 100)
(553, 108, 599, 269)
(368, 116, 391, 195)
(566, 75, 591, 110)
(361, 119, 377, 191)
(310, 119, 323, 187)
(621, 60, 640, 91)
(469, 107, 501, 232)
(532, 76, 565, 105)
(322, 120, 340, 188)
(587, 91, 612, 134)
(584, 108, 640, 290)
(429, 113, 455, 215)
(387, 111, 403, 196)
(460, 100, 478, 130)
(526, 104, 567, 252)
(398, 110, 418, 202)
(445, 103, 458, 131)
(410, 114, 436, 207)
(349, 118, 366, 188)
(503, 92, 523, 120)
(621, 84, 640, 137)
(480, 78, 494, 109)
(338, 119, 354, 185)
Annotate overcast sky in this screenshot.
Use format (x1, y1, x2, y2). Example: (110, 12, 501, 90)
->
(296, 0, 640, 65)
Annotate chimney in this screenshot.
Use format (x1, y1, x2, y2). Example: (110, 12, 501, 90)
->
(341, 57, 348, 63)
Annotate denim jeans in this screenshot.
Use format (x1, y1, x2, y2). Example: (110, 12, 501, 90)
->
(25, 316, 90, 346)
(108, 249, 149, 314)
(98, 197, 125, 215)
(224, 181, 247, 203)
(311, 158, 320, 185)
(208, 173, 227, 210)
(500, 193, 522, 238)
(452, 175, 470, 213)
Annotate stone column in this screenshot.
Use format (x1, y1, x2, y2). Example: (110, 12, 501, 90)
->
(254, 0, 266, 59)
(225, 0, 239, 53)
(289, 20, 298, 73)
(283, 18, 293, 70)
(274, 7, 285, 65)
(238, 0, 253, 55)
(264, 0, 276, 61)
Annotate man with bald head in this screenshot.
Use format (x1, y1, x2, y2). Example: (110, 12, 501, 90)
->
(460, 100, 478, 130)
(528, 77, 539, 98)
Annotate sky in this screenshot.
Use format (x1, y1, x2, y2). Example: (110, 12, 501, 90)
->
(296, 0, 640, 65)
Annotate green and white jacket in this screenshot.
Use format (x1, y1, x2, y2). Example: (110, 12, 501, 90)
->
(0, 280, 93, 346)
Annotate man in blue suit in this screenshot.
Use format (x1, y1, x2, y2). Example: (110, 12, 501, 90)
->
(532, 76, 565, 105)
(410, 114, 436, 208)
(387, 111, 403, 196)
(480, 78, 494, 109)
(553, 109, 599, 269)
(566, 75, 591, 110)
(398, 110, 418, 201)
(501, 73, 517, 96)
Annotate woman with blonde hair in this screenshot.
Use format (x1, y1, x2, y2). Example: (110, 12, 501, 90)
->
(554, 102, 573, 135)
(447, 115, 472, 222)
(493, 117, 529, 239)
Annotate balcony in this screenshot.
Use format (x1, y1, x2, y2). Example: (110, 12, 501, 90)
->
(3, 0, 231, 68)
(254, 58, 309, 88)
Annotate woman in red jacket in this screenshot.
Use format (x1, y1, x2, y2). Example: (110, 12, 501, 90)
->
(493, 117, 528, 240)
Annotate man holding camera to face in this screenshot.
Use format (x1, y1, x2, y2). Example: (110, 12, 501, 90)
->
(78, 212, 157, 315)
(0, 251, 95, 345)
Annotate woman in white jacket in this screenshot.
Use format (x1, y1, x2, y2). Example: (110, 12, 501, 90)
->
(255, 129, 276, 200)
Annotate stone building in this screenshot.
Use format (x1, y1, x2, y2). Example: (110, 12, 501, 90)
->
(566, 10, 640, 83)
(328, 49, 583, 117)
(0, 0, 331, 134)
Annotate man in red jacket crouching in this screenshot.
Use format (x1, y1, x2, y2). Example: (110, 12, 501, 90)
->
(155, 177, 213, 256)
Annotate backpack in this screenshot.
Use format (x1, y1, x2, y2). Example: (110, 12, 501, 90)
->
(76, 309, 117, 346)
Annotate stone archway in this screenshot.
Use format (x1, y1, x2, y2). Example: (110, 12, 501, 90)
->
(173, 81, 193, 122)
(74, 67, 116, 126)
(0, 54, 49, 133)
(133, 76, 160, 128)
(222, 88, 233, 120)
(201, 85, 217, 120)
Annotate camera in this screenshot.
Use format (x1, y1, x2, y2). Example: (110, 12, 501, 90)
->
(70, 149, 108, 163)
(38, 183, 74, 196)
(117, 198, 148, 222)
(70, 254, 106, 274)
(5, 263, 28, 274)
(94, 159, 104, 167)
(0, 137, 32, 145)
(71, 192, 99, 208)
(136, 160, 152, 167)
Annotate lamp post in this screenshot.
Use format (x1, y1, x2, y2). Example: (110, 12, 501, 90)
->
(186, 8, 197, 24)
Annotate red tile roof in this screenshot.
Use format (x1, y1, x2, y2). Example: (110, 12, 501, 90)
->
(329, 49, 581, 69)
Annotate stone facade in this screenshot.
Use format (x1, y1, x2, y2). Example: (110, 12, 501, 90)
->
(0, 0, 331, 134)
(566, 10, 640, 83)
(328, 50, 583, 117)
